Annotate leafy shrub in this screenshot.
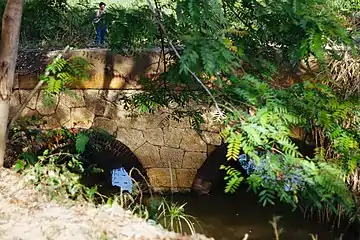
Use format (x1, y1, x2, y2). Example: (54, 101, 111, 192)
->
(40, 54, 92, 105)
(118, 0, 360, 225)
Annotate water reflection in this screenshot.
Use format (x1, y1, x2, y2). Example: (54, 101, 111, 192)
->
(167, 190, 343, 240)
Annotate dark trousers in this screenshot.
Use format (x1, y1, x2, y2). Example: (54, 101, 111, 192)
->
(94, 24, 107, 45)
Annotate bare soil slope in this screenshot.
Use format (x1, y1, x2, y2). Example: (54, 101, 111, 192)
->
(0, 168, 212, 240)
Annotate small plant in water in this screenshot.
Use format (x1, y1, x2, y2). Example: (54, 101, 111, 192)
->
(269, 216, 284, 240)
(157, 199, 199, 235)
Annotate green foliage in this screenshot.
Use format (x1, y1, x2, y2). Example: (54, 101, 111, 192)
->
(105, 5, 164, 53)
(4, 0, 360, 228)
(220, 165, 243, 194)
(8, 124, 198, 233)
(219, 77, 359, 218)
(40, 55, 91, 105)
(156, 199, 199, 234)
(75, 132, 89, 153)
(110, 0, 359, 222)
(16, 0, 98, 47)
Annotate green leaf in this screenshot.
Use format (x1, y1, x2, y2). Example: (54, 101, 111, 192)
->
(14, 160, 26, 173)
(75, 132, 89, 154)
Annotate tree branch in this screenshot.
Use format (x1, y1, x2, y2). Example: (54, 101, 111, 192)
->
(145, 0, 222, 116)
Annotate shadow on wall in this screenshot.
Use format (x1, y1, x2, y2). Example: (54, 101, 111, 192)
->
(70, 48, 166, 90)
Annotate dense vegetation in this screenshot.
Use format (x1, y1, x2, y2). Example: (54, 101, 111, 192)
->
(1, 0, 360, 236)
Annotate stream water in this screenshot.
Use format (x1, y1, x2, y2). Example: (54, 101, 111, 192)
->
(84, 150, 350, 240)
(167, 190, 344, 240)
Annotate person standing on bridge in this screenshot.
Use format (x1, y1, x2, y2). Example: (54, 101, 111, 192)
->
(93, 2, 107, 47)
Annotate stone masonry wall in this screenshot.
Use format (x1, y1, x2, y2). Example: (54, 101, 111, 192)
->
(10, 49, 223, 192)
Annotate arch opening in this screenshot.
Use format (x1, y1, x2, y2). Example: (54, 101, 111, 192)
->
(78, 129, 149, 198)
(191, 144, 245, 195)
(5, 123, 149, 200)
(192, 138, 317, 196)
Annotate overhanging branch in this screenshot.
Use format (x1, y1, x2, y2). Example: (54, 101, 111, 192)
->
(145, 0, 222, 116)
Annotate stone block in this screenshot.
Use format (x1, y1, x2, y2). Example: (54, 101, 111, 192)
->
(135, 114, 165, 130)
(144, 128, 163, 146)
(182, 152, 207, 169)
(113, 104, 134, 127)
(116, 128, 145, 151)
(59, 90, 85, 108)
(54, 103, 71, 126)
(92, 117, 117, 135)
(163, 127, 183, 148)
(134, 143, 160, 169)
(115, 106, 165, 130)
(21, 107, 39, 118)
(147, 168, 178, 188)
(84, 90, 106, 116)
(70, 107, 95, 128)
(36, 91, 58, 116)
(201, 131, 222, 146)
(159, 146, 184, 168)
(169, 117, 191, 129)
(176, 169, 197, 188)
(180, 129, 207, 152)
(83, 90, 100, 99)
(100, 90, 121, 102)
(42, 116, 61, 129)
(19, 90, 38, 109)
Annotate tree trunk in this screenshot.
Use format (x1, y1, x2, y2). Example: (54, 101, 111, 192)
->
(0, 0, 24, 167)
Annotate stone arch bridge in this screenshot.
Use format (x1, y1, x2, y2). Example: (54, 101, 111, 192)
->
(10, 49, 223, 192)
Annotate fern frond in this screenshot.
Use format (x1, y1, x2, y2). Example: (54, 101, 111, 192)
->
(226, 133, 243, 160)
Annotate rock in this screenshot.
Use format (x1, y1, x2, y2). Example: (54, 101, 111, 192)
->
(182, 152, 207, 169)
(169, 117, 191, 128)
(36, 91, 58, 116)
(21, 107, 38, 118)
(144, 128, 163, 146)
(54, 103, 71, 126)
(84, 90, 106, 116)
(116, 128, 145, 150)
(59, 90, 85, 108)
(102, 90, 125, 102)
(83, 90, 99, 100)
(132, 114, 165, 130)
(159, 146, 184, 168)
(134, 143, 160, 168)
(115, 107, 165, 130)
(176, 169, 197, 188)
(163, 127, 183, 148)
(69, 107, 95, 128)
(92, 117, 117, 135)
(147, 168, 178, 188)
(201, 131, 222, 146)
(113, 105, 133, 127)
(180, 129, 207, 152)
(19, 90, 38, 109)
(42, 116, 61, 129)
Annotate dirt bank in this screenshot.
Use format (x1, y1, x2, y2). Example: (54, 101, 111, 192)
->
(0, 168, 212, 240)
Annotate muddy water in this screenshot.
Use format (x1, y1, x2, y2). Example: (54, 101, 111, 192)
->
(168, 191, 343, 240)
